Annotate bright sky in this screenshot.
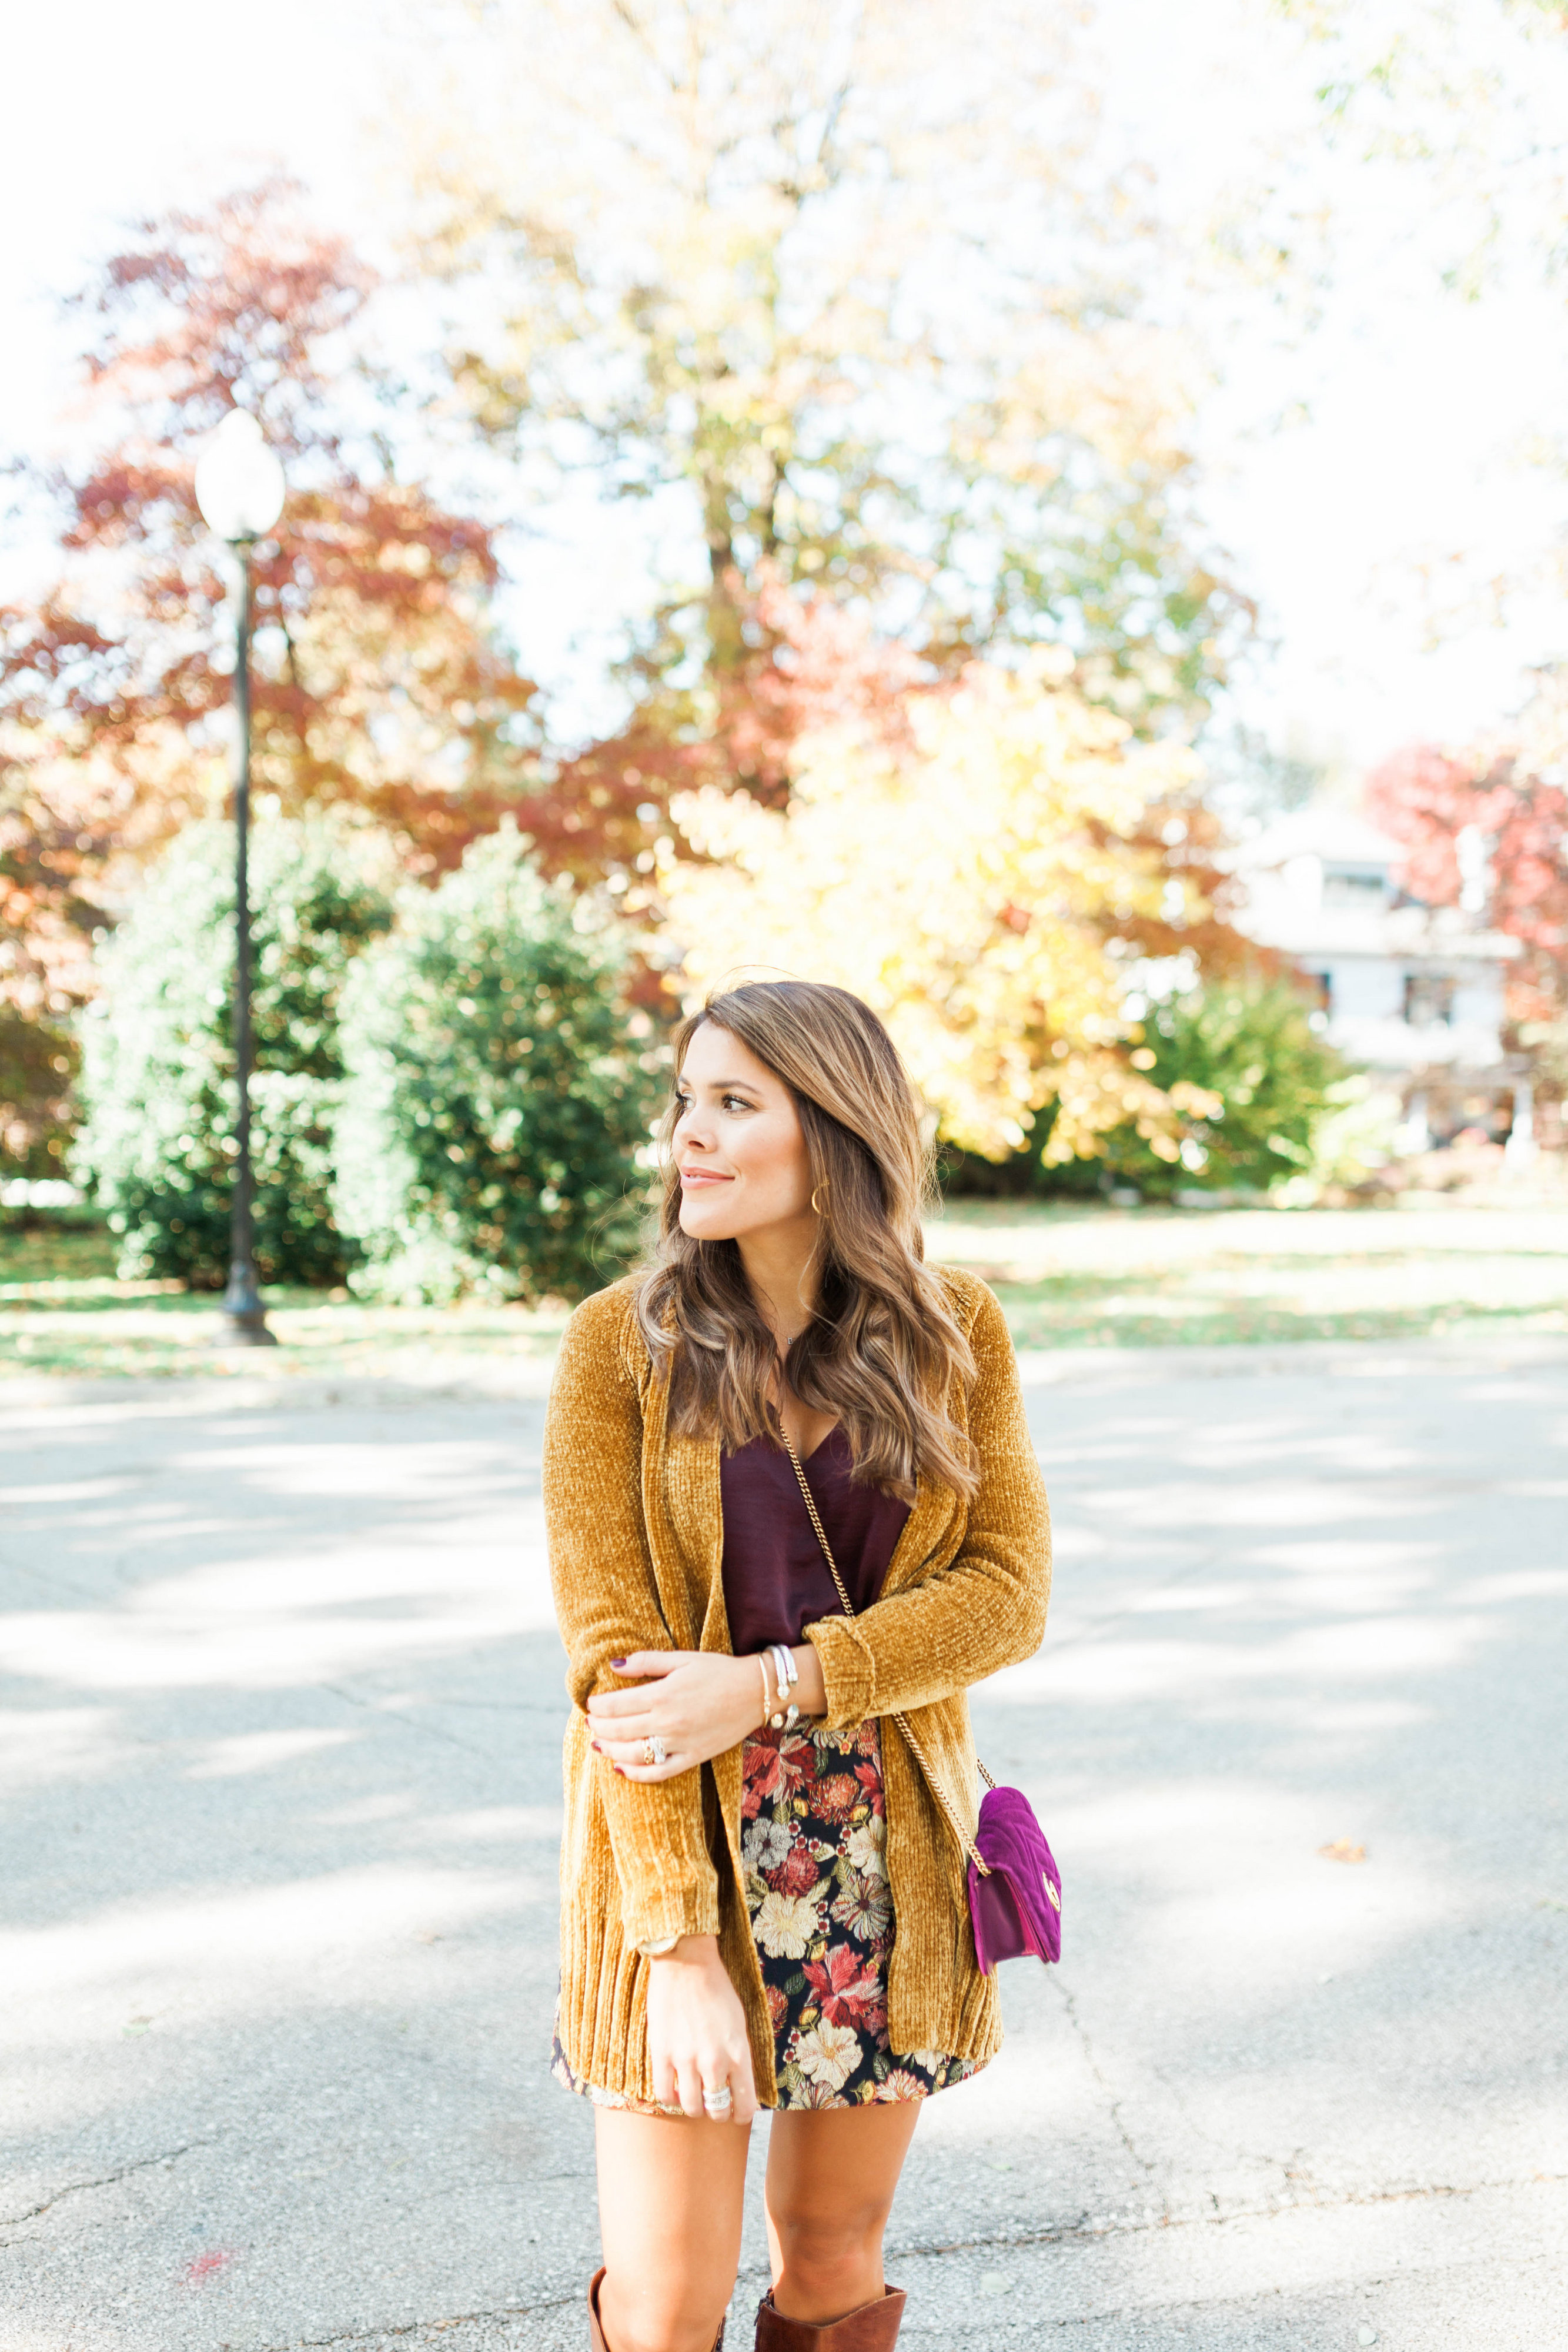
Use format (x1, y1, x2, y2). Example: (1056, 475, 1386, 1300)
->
(5, 0, 1566, 779)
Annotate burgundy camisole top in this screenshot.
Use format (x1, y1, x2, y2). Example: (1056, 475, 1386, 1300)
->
(719, 1425, 911, 1656)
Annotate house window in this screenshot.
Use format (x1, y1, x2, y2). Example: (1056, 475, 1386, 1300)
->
(1403, 973, 1455, 1027)
(1322, 867, 1388, 908)
(1302, 970, 1332, 1014)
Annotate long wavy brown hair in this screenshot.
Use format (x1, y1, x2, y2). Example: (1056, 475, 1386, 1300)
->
(635, 980, 978, 1501)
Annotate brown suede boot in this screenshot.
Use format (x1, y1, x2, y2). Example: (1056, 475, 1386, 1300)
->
(589, 2268, 727, 2350)
(588, 2269, 611, 2352)
(754, 2285, 905, 2350)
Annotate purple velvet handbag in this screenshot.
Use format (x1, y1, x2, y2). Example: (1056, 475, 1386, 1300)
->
(779, 1426, 1062, 1976)
(967, 1778, 1062, 1970)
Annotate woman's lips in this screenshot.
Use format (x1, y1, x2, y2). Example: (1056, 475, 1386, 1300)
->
(679, 1168, 733, 1186)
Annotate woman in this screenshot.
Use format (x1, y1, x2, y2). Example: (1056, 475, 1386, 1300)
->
(543, 979, 1050, 2352)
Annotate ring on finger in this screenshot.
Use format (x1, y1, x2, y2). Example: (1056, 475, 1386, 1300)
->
(701, 2082, 733, 2116)
(641, 1735, 668, 1767)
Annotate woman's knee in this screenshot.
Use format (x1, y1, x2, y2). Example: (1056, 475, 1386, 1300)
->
(600, 2273, 728, 2352)
(771, 2204, 888, 2289)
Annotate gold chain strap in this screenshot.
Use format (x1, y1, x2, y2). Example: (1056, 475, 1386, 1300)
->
(776, 1419, 992, 1877)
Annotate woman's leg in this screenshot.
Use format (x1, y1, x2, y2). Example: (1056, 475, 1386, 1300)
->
(763, 2103, 921, 2323)
(594, 2107, 753, 2352)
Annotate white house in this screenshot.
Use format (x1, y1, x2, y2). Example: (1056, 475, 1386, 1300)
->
(1233, 806, 1532, 1155)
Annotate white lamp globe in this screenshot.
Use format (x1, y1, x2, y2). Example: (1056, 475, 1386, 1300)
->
(194, 410, 285, 540)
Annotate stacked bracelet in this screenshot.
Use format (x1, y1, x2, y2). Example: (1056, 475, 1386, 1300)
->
(765, 1644, 800, 1730)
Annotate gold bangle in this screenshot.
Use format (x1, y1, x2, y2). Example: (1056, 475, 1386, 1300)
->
(757, 1652, 774, 1726)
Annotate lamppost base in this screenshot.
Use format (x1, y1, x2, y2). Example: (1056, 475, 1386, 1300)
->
(215, 1313, 279, 1348)
(218, 1263, 279, 1347)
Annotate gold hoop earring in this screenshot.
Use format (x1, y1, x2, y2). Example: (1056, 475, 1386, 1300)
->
(811, 1183, 828, 1217)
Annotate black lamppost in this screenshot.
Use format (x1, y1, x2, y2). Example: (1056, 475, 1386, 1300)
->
(194, 410, 285, 1347)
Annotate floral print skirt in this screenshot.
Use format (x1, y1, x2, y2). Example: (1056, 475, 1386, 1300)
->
(552, 1718, 985, 2114)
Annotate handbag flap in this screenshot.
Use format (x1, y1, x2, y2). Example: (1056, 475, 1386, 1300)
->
(968, 1785, 1062, 1968)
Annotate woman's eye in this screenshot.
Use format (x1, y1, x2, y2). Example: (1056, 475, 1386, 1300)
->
(722, 1094, 754, 1112)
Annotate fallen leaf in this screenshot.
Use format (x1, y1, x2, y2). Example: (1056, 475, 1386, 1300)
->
(181, 2250, 237, 2287)
(1318, 1839, 1367, 1865)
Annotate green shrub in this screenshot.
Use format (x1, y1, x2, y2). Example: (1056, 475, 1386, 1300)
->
(76, 817, 394, 1286)
(333, 825, 658, 1304)
(939, 978, 1359, 1202)
(1099, 978, 1353, 1200)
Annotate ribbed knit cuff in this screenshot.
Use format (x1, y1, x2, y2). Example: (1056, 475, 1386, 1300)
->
(803, 1616, 875, 1729)
(620, 1877, 722, 1952)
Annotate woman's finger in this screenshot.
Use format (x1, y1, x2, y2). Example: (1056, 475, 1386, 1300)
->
(674, 2053, 705, 2120)
(586, 1688, 662, 1723)
(728, 2079, 757, 2127)
(650, 2043, 680, 2112)
(597, 1750, 691, 1778)
(608, 1651, 688, 1681)
(697, 2042, 753, 2127)
(589, 1721, 665, 1754)
(593, 1728, 680, 1762)
(589, 1704, 687, 1742)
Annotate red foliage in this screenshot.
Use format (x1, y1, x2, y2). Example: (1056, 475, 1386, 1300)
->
(530, 568, 925, 888)
(1367, 737, 1568, 1021)
(1, 180, 541, 997)
(79, 181, 372, 439)
(0, 743, 117, 1055)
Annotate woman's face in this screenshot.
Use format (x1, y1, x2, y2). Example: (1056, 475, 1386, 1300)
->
(671, 1023, 815, 1244)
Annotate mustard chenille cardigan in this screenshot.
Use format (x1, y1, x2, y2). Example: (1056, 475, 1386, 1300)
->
(543, 1264, 1051, 2107)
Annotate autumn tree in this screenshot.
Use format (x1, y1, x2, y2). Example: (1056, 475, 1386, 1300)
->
(656, 644, 1228, 1163)
(1366, 677, 1568, 1027)
(0, 182, 551, 1178)
(403, 0, 1246, 852)
(0, 182, 540, 908)
(0, 749, 115, 1174)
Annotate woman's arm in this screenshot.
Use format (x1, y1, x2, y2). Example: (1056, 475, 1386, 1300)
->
(803, 1282, 1051, 1728)
(544, 1288, 721, 1952)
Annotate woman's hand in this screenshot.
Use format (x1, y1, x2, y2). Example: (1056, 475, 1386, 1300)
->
(644, 1934, 757, 2124)
(587, 1650, 764, 1780)
(586, 1644, 827, 1781)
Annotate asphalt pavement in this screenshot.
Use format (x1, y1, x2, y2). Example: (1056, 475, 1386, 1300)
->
(2, 1332, 1566, 2350)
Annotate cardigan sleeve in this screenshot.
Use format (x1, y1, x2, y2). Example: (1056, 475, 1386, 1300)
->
(543, 1286, 722, 1950)
(803, 1281, 1050, 1728)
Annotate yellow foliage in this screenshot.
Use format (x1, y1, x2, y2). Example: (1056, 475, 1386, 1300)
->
(658, 655, 1202, 1160)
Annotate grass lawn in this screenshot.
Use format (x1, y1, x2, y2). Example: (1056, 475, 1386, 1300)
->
(3, 1196, 1566, 1379)
(0, 1222, 570, 1381)
(924, 1199, 1568, 1351)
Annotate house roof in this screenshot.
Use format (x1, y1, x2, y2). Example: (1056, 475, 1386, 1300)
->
(1231, 800, 1519, 963)
(1239, 806, 1406, 872)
